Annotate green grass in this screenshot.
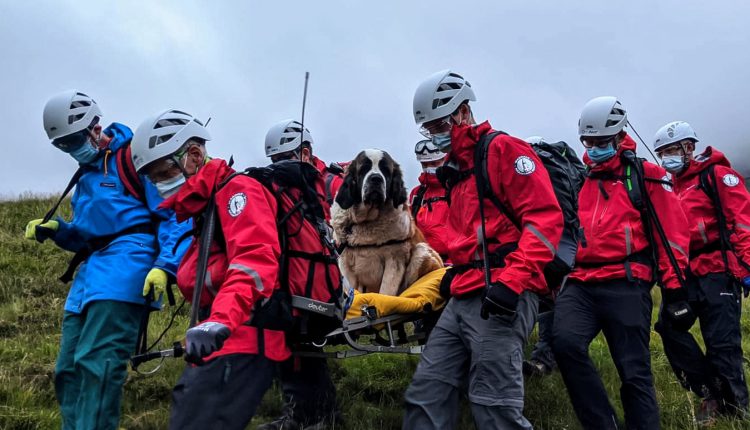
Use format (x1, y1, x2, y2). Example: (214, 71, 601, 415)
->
(1, 197, 750, 429)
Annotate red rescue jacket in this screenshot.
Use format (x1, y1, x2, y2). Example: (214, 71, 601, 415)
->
(569, 134, 689, 289)
(161, 159, 290, 362)
(444, 122, 563, 296)
(672, 146, 750, 279)
(311, 156, 343, 219)
(409, 173, 451, 259)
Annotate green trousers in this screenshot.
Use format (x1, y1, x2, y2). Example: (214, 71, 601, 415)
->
(54, 300, 143, 430)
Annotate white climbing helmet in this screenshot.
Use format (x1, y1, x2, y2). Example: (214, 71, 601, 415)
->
(264, 119, 313, 157)
(130, 109, 211, 173)
(414, 139, 445, 162)
(653, 121, 699, 152)
(578, 96, 627, 137)
(43, 89, 103, 140)
(413, 69, 476, 125)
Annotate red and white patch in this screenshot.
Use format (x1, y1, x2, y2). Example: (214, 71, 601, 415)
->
(227, 192, 247, 217)
(723, 174, 740, 187)
(514, 156, 536, 175)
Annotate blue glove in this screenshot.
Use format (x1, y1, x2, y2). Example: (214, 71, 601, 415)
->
(185, 322, 230, 363)
(742, 277, 750, 298)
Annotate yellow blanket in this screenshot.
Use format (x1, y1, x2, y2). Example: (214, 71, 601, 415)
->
(346, 268, 448, 320)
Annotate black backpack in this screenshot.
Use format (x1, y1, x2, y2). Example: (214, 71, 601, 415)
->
(474, 132, 586, 279)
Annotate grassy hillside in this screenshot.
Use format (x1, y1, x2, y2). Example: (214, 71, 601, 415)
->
(1, 197, 750, 429)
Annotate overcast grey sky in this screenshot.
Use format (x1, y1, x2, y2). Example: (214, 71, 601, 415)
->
(1, 0, 749, 198)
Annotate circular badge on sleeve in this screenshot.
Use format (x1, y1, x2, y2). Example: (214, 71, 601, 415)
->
(723, 174, 740, 187)
(661, 175, 673, 192)
(514, 156, 536, 175)
(227, 192, 247, 217)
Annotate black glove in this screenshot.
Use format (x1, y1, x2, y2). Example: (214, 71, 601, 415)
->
(662, 288, 696, 332)
(480, 282, 519, 320)
(185, 322, 231, 363)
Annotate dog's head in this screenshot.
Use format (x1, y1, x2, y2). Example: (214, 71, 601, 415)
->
(335, 149, 407, 210)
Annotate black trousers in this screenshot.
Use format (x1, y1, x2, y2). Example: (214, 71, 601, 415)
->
(169, 353, 276, 430)
(655, 272, 748, 414)
(278, 353, 339, 424)
(553, 280, 658, 430)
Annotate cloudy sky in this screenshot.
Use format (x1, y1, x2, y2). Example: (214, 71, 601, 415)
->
(1, 0, 748, 198)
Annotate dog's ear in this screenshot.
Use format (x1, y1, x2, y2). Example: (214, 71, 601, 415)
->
(389, 158, 408, 208)
(335, 157, 361, 209)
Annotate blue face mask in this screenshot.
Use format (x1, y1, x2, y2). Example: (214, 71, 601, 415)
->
(661, 155, 685, 173)
(586, 144, 616, 163)
(431, 133, 451, 152)
(69, 141, 100, 165)
(155, 174, 186, 199)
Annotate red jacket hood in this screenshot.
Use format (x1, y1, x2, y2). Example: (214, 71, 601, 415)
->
(678, 146, 732, 181)
(159, 158, 236, 221)
(418, 171, 443, 188)
(584, 133, 638, 173)
(448, 121, 494, 169)
(311, 155, 327, 175)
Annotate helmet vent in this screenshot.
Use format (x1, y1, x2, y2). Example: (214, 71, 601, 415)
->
(148, 133, 175, 148)
(432, 97, 453, 109)
(67, 113, 85, 124)
(438, 82, 461, 92)
(281, 137, 297, 144)
(70, 100, 91, 108)
(155, 118, 189, 129)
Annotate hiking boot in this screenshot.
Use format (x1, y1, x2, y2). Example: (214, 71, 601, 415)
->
(696, 399, 719, 427)
(523, 359, 552, 377)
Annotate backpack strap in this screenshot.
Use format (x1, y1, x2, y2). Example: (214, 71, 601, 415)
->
(474, 130, 521, 231)
(621, 151, 686, 288)
(410, 184, 428, 219)
(698, 165, 750, 273)
(42, 167, 84, 224)
(115, 145, 146, 203)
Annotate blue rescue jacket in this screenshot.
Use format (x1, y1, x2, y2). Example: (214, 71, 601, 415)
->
(51, 123, 191, 313)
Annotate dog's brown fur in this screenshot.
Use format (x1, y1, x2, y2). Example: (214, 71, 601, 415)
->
(331, 149, 443, 295)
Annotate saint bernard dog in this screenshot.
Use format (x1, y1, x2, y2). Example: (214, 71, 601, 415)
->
(331, 149, 443, 295)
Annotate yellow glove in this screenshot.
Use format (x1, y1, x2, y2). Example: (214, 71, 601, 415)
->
(24, 219, 59, 241)
(143, 268, 168, 301)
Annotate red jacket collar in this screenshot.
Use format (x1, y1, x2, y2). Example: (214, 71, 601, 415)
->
(159, 158, 236, 222)
(448, 121, 494, 169)
(418, 171, 443, 188)
(678, 146, 732, 181)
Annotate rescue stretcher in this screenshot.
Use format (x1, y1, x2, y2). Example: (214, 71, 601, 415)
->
(294, 267, 448, 359)
(130, 268, 448, 371)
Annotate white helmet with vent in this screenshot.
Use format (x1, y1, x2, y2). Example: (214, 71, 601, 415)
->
(43, 89, 103, 140)
(130, 109, 211, 173)
(413, 70, 476, 124)
(264, 119, 313, 157)
(578, 96, 627, 137)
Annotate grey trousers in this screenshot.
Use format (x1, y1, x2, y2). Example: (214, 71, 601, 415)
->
(403, 291, 539, 430)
